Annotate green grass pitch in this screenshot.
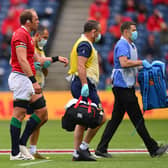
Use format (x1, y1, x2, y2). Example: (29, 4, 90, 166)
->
(0, 120, 168, 168)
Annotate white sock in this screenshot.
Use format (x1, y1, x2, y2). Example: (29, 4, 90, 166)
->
(73, 150, 79, 157)
(80, 141, 89, 150)
(29, 145, 37, 154)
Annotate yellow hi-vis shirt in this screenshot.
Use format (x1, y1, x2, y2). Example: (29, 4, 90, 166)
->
(35, 47, 46, 88)
(68, 34, 99, 84)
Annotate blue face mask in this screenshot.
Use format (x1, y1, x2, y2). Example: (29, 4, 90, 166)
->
(95, 33, 101, 43)
(131, 31, 138, 41)
(38, 38, 47, 49)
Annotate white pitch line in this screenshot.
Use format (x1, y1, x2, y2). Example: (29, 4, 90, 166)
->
(18, 160, 52, 167)
(0, 149, 149, 155)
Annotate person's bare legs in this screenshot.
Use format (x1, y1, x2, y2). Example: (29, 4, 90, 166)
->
(29, 128, 49, 159)
(74, 114, 106, 149)
(29, 109, 48, 150)
(72, 113, 106, 160)
(19, 94, 48, 159)
(83, 113, 106, 144)
(74, 125, 86, 150)
(30, 128, 40, 145)
(28, 95, 48, 159)
(29, 119, 48, 158)
(29, 128, 40, 155)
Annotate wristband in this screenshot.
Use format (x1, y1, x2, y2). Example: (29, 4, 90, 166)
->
(29, 76, 37, 83)
(52, 56, 59, 62)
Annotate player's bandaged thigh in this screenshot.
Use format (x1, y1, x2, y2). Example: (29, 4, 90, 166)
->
(30, 96, 46, 110)
(13, 100, 29, 109)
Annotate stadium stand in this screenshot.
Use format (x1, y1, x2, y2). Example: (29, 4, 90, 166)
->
(0, 0, 61, 91)
(89, 0, 168, 90)
(0, 0, 168, 90)
(45, 0, 92, 90)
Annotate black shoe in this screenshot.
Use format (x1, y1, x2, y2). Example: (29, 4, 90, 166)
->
(151, 145, 168, 158)
(95, 150, 112, 158)
(72, 155, 82, 161)
(76, 148, 96, 161)
(72, 150, 83, 161)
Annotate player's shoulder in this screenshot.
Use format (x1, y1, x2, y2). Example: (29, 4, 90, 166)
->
(78, 41, 92, 49)
(12, 27, 28, 41)
(118, 38, 127, 45)
(116, 38, 129, 49)
(15, 27, 28, 36)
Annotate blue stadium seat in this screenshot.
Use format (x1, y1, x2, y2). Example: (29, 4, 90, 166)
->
(1, 0, 10, 6)
(160, 44, 168, 57)
(97, 74, 106, 90)
(29, 2, 45, 16)
(111, 5, 122, 13)
(0, 0, 61, 90)
(104, 32, 115, 46)
(143, 0, 154, 15)
(137, 24, 146, 31)
(0, 59, 11, 91)
(107, 17, 116, 27)
(97, 0, 168, 89)
(123, 12, 137, 22)
(113, 0, 123, 7)
(94, 44, 101, 53)
(155, 5, 168, 23)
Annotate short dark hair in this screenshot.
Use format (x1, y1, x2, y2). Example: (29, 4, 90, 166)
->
(20, 9, 34, 25)
(84, 20, 99, 33)
(36, 25, 48, 35)
(120, 21, 136, 34)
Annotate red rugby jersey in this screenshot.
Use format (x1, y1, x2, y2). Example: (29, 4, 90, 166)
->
(10, 26, 35, 75)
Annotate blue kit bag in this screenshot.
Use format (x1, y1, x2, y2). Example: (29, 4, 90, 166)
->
(138, 61, 168, 111)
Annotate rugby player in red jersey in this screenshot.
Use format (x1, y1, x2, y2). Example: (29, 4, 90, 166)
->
(8, 9, 48, 160)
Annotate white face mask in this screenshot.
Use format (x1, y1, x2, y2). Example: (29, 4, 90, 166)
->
(95, 33, 101, 43)
(38, 38, 47, 49)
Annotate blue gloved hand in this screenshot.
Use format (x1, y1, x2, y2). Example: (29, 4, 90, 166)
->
(43, 60, 51, 69)
(34, 62, 41, 70)
(81, 84, 89, 97)
(142, 60, 152, 68)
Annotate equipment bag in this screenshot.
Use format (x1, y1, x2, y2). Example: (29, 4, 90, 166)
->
(138, 61, 168, 111)
(62, 96, 103, 131)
